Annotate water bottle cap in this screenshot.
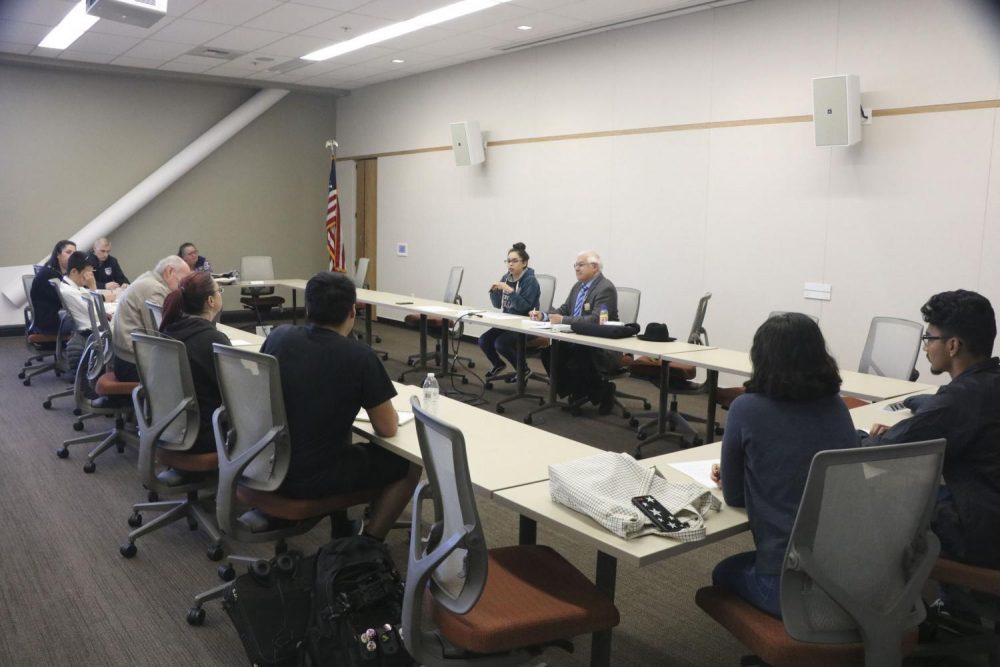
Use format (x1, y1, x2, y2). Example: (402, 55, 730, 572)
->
(427, 373, 435, 378)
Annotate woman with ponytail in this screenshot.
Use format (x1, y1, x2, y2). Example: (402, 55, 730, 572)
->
(160, 271, 230, 453)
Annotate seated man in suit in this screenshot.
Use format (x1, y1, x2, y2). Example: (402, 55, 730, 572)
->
(86, 237, 129, 290)
(531, 250, 619, 413)
(863, 290, 1000, 607)
(111, 255, 191, 382)
(261, 271, 421, 541)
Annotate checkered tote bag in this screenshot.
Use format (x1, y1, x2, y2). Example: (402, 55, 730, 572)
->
(549, 451, 721, 541)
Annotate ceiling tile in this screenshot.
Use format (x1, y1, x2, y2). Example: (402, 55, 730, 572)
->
(374, 25, 456, 51)
(151, 17, 233, 45)
(110, 54, 173, 68)
(318, 43, 395, 65)
(299, 11, 392, 40)
(255, 32, 334, 57)
(183, 0, 282, 26)
(289, 0, 368, 11)
(167, 0, 209, 17)
(441, 2, 535, 32)
(474, 10, 585, 41)
(413, 31, 510, 57)
(0, 41, 34, 55)
(122, 39, 193, 60)
(548, 0, 687, 23)
(0, 19, 50, 46)
(507, 0, 580, 10)
(353, 0, 453, 22)
(67, 31, 142, 56)
(244, 3, 340, 32)
(57, 49, 116, 64)
(159, 58, 218, 73)
(0, 0, 75, 24)
(206, 26, 285, 51)
(90, 16, 176, 38)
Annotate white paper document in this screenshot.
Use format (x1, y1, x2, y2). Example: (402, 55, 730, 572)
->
(355, 410, 415, 426)
(488, 313, 522, 320)
(230, 339, 254, 347)
(664, 459, 719, 489)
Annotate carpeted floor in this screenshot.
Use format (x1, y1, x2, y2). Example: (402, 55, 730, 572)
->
(0, 319, 974, 666)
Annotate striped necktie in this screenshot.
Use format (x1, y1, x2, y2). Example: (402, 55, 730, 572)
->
(573, 283, 590, 317)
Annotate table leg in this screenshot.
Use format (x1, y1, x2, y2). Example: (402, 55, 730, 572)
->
(590, 551, 617, 667)
(524, 340, 570, 424)
(518, 515, 537, 545)
(634, 360, 697, 456)
(705, 369, 718, 443)
(398, 315, 436, 382)
(291, 288, 298, 325)
(364, 303, 373, 346)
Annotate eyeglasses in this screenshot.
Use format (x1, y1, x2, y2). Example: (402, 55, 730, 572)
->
(920, 334, 944, 343)
(573, 262, 596, 269)
(216, 287, 225, 295)
(505, 258, 522, 264)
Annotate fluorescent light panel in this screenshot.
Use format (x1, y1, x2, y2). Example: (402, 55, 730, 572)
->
(39, 1, 100, 50)
(302, 0, 509, 62)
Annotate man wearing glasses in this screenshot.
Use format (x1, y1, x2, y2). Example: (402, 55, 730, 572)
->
(530, 250, 619, 413)
(864, 290, 1000, 583)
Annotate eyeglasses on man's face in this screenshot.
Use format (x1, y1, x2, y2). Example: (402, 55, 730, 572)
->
(573, 262, 596, 269)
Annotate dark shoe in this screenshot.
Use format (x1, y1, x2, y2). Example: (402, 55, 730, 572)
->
(598, 382, 616, 415)
(506, 370, 532, 384)
(484, 363, 507, 380)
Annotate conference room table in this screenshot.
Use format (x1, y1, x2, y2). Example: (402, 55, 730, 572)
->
(216, 323, 264, 352)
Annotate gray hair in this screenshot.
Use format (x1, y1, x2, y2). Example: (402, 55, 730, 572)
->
(93, 237, 110, 250)
(577, 250, 602, 270)
(154, 254, 187, 276)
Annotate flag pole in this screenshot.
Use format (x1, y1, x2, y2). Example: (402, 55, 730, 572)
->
(324, 139, 346, 273)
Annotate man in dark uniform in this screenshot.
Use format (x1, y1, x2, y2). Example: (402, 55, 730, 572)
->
(86, 237, 129, 290)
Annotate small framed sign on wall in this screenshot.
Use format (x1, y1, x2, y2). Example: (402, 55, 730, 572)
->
(396, 242, 408, 257)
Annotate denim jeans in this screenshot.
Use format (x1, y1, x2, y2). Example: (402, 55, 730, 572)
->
(712, 550, 782, 618)
(478, 327, 518, 369)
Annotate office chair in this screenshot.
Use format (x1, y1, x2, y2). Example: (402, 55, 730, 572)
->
(55, 293, 139, 473)
(403, 396, 620, 665)
(144, 299, 163, 329)
(696, 439, 945, 667)
(630, 293, 713, 456)
(912, 558, 1000, 665)
(401, 266, 472, 382)
(841, 316, 924, 408)
(239, 255, 284, 327)
(351, 256, 387, 358)
(118, 333, 223, 560)
(185, 344, 380, 625)
(40, 279, 88, 410)
(18, 272, 67, 386)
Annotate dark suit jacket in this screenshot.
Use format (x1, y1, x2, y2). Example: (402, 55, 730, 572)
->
(552, 273, 618, 324)
(86, 254, 129, 289)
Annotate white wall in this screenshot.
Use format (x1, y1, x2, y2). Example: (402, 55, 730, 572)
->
(335, 0, 1000, 383)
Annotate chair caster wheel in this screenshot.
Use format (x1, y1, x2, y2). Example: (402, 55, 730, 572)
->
(629, 418, 639, 428)
(73, 408, 83, 416)
(148, 491, 159, 502)
(207, 544, 224, 561)
(23, 379, 31, 386)
(621, 410, 631, 419)
(218, 564, 236, 581)
(120, 543, 137, 558)
(186, 607, 206, 626)
(73, 421, 84, 431)
(17, 371, 26, 380)
(637, 432, 648, 441)
(83, 461, 96, 473)
(42, 400, 52, 409)
(496, 405, 505, 414)
(56, 448, 69, 459)
(274, 542, 288, 555)
(484, 382, 493, 390)
(461, 377, 469, 385)
(127, 512, 143, 528)
(524, 416, 533, 425)
(468, 361, 476, 369)
(397, 375, 405, 382)
(116, 445, 125, 454)
(643, 401, 652, 410)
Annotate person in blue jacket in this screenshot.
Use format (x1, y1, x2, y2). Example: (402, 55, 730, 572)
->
(480, 241, 540, 381)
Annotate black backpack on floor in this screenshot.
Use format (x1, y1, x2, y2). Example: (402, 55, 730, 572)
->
(222, 550, 317, 667)
(302, 536, 413, 667)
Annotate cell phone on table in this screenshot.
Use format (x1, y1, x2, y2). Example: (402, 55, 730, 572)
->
(632, 495, 689, 533)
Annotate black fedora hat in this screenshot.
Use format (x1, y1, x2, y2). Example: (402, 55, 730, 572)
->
(637, 322, 676, 342)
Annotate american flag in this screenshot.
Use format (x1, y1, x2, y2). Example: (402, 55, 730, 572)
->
(326, 158, 346, 272)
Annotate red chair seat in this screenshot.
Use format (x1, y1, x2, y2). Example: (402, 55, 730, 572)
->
(404, 313, 445, 330)
(156, 449, 219, 473)
(236, 485, 378, 522)
(841, 396, 870, 410)
(433, 545, 620, 654)
(716, 386, 745, 409)
(27, 332, 61, 346)
(626, 355, 697, 382)
(95, 371, 139, 397)
(695, 586, 917, 667)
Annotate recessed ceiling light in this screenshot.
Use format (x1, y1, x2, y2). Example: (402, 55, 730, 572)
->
(516, 25, 533, 30)
(38, 1, 99, 50)
(302, 0, 512, 62)
(391, 59, 405, 63)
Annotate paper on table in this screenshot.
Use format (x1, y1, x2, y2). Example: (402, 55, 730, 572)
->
(664, 459, 719, 490)
(355, 410, 415, 426)
(488, 313, 522, 320)
(421, 306, 453, 314)
(230, 339, 254, 347)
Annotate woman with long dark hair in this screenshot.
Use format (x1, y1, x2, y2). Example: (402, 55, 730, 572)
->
(29, 240, 77, 334)
(710, 312, 858, 617)
(159, 272, 230, 453)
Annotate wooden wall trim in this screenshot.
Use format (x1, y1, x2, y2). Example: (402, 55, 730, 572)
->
(339, 98, 1000, 162)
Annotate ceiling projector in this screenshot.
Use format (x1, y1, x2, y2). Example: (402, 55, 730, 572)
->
(86, 0, 168, 28)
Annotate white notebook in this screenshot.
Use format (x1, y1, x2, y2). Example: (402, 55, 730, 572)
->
(355, 410, 415, 426)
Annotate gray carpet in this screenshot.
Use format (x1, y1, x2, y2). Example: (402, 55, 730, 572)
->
(1, 321, 959, 666)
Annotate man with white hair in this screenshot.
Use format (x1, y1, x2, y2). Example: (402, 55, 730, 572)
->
(86, 237, 130, 290)
(111, 255, 191, 381)
(530, 250, 620, 413)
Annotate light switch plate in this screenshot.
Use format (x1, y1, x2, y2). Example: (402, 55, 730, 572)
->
(804, 282, 832, 301)
(396, 243, 408, 257)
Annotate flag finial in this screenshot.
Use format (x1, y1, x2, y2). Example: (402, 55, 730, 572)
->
(325, 139, 338, 157)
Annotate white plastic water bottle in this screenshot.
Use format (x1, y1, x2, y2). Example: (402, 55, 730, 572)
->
(422, 373, 440, 415)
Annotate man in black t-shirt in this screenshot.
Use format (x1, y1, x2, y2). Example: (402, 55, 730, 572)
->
(261, 271, 420, 540)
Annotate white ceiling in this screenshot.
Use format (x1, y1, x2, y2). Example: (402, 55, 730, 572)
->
(0, 0, 743, 92)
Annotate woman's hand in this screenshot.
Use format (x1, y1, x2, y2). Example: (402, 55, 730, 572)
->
(710, 463, 721, 487)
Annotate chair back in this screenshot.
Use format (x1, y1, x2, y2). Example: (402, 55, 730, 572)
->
(240, 256, 277, 297)
(617, 287, 641, 324)
(443, 266, 464, 305)
(688, 292, 712, 345)
(781, 439, 945, 665)
(403, 397, 489, 662)
(535, 273, 556, 312)
(353, 257, 370, 289)
(145, 300, 163, 329)
(858, 317, 923, 381)
(88, 290, 115, 361)
(22, 274, 37, 334)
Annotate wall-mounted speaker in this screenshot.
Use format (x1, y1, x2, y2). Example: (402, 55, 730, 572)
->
(812, 75, 861, 147)
(450, 121, 485, 166)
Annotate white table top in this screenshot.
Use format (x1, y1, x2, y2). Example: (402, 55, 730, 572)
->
(216, 323, 264, 352)
(848, 386, 938, 432)
(354, 383, 600, 497)
(494, 442, 749, 568)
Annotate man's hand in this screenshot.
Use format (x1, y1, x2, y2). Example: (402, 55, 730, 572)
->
(106, 281, 121, 290)
(869, 423, 890, 438)
(549, 314, 563, 324)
